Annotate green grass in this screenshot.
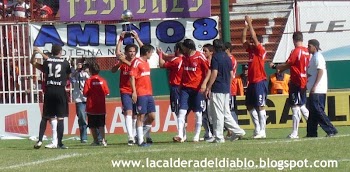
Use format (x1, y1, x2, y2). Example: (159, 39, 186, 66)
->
(0, 126, 349, 172)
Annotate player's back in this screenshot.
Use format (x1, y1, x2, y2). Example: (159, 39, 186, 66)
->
(43, 56, 70, 88)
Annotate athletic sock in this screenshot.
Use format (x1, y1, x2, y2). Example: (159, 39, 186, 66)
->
(300, 105, 309, 121)
(132, 118, 137, 137)
(38, 118, 47, 142)
(177, 109, 187, 139)
(258, 109, 267, 136)
(193, 111, 202, 140)
(57, 120, 64, 146)
(143, 125, 152, 138)
(125, 115, 133, 139)
(249, 109, 260, 135)
(137, 126, 144, 145)
(51, 119, 58, 145)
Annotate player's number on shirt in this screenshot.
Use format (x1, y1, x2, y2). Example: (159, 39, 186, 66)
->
(48, 63, 61, 78)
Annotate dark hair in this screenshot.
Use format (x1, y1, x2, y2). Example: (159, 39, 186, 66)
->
(125, 44, 138, 53)
(89, 61, 100, 75)
(175, 42, 184, 54)
(203, 43, 214, 52)
(293, 31, 303, 42)
(224, 42, 233, 52)
(213, 39, 225, 52)
(51, 44, 62, 56)
(183, 39, 196, 50)
(140, 44, 155, 56)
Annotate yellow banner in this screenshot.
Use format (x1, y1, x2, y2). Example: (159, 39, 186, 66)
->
(235, 92, 350, 129)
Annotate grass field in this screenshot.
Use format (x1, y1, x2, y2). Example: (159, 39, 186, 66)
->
(0, 126, 349, 172)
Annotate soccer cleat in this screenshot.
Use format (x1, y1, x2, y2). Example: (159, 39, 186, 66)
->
(205, 137, 215, 143)
(287, 134, 299, 139)
(58, 144, 68, 149)
(173, 136, 184, 143)
(45, 142, 57, 149)
(138, 142, 150, 147)
(193, 137, 200, 143)
(128, 140, 134, 146)
(146, 137, 153, 144)
(230, 134, 245, 141)
(34, 141, 42, 149)
(81, 140, 88, 143)
(101, 140, 107, 147)
(253, 134, 266, 139)
(326, 133, 337, 137)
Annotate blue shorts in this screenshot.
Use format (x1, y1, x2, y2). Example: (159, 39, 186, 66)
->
(121, 93, 137, 114)
(179, 87, 205, 112)
(245, 80, 268, 107)
(288, 83, 307, 106)
(170, 85, 180, 114)
(136, 95, 156, 115)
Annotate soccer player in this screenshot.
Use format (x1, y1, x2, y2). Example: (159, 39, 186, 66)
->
(242, 16, 268, 139)
(111, 31, 143, 145)
(32, 45, 71, 149)
(173, 39, 209, 142)
(157, 42, 189, 141)
(270, 31, 310, 139)
(83, 62, 110, 146)
(130, 44, 156, 146)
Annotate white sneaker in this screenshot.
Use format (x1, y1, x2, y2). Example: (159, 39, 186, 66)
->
(287, 134, 299, 139)
(102, 140, 107, 147)
(231, 133, 246, 141)
(253, 134, 266, 139)
(193, 137, 199, 142)
(45, 142, 57, 149)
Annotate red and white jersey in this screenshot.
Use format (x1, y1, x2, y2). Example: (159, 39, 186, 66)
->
(83, 75, 110, 115)
(118, 62, 133, 94)
(181, 51, 209, 91)
(230, 55, 238, 95)
(12, 2, 29, 18)
(163, 55, 183, 86)
(286, 46, 310, 88)
(130, 57, 153, 96)
(247, 44, 267, 83)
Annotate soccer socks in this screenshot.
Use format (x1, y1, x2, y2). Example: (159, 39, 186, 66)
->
(258, 109, 267, 136)
(125, 115, 133, 140)
(291, 106, 301, 136)
(177, 109, 187, 139)
(137, 126, 144, 145)
(193, 111, 202, 141)
(249, 109, 260, 135)
(57, 120, 64, 146)
(51, 119, 58, 145)
(300, 105, 309, 121)
(143, 125, 152, 138)
(38, 118, 47, 142)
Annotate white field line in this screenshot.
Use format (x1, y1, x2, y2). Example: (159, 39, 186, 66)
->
(0, 153, 83, 170)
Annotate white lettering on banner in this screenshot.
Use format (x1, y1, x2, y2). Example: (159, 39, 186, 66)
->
(109, 107, 126, 133)
(162, 106, 178, 131)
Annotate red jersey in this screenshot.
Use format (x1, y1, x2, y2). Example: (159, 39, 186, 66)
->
(163, 55, 183, 86)
(286, 46, 310, 88)
(230, 55, 238, 95)
(83, 75, 110, 115)
(181, 51, 209, 91)
(247, 44, 267, 83)
(130, 57, 153, 96)
(118, 62, 132, 94)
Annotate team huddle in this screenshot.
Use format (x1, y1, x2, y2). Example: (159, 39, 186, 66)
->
(30, 15, 338, 149)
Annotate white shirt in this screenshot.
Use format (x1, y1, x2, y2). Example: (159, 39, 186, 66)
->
(307, 51, 328, 93)
(72, 70, 90, 102)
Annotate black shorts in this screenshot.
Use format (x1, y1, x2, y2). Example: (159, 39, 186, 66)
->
(87, 114, 106, 128)
(43, 87, 68, 118)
